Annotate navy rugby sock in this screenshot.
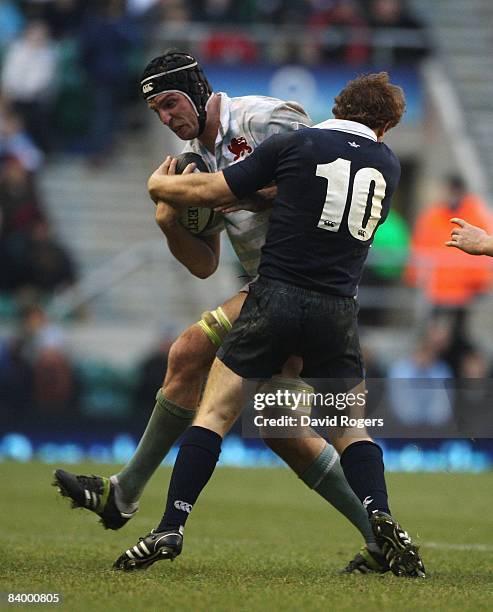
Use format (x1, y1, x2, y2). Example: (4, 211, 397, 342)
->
(340, 441, 390, 516)
(156, 426, 222, 533)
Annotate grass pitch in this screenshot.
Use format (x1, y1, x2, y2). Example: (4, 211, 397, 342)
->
(1, 462, 492, 611)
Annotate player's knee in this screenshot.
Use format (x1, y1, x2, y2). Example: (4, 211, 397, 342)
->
(167, 325, 213, 382)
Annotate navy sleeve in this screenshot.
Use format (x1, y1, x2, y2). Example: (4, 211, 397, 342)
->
(222, 134, 282, 199)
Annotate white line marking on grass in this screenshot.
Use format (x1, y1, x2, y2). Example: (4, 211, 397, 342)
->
(425, 541, 493, 552)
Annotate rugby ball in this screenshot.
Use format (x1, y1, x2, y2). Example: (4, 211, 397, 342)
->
(174, 152, 223, 235)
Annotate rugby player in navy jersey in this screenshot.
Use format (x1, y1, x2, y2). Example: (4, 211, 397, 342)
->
(114, 72, 426, 578)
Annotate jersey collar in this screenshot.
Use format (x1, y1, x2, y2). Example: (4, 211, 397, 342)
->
(214, 91, 231, 146)
(313, 118, 377, 142)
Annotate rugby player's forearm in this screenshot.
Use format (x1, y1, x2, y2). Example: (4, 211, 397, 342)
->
(158, 221, 219, 278)
(148, 172, 235, 209)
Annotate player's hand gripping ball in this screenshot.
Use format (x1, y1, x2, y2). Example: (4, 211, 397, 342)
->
(174, 153, 223, 235)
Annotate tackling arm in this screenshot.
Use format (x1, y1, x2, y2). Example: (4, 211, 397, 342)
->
(148, 159, 236, 210)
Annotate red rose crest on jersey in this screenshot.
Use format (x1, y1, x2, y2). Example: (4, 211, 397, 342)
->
(228, 137, 252, 161)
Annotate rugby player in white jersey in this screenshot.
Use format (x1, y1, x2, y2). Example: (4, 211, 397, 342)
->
(54, 50, 387, 574)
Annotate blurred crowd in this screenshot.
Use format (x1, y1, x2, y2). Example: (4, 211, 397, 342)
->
(187, 0, 428, 65)
(0, 102, 76, 315)
(0, 303, 77, 423)
(363, 173, 493, 433)
(0, 1, 143, 158)
(0, 303, 174, 425)
(0, 151, 76, 299)
(0, 0, 427, 159)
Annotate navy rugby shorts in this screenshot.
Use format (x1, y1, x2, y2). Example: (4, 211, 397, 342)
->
(217, 276, 364, 381)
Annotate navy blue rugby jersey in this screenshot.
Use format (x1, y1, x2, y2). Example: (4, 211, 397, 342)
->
(222, 119, 401, 297)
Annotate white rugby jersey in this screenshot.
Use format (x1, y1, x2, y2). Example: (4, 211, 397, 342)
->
(181, 92, 311, 277)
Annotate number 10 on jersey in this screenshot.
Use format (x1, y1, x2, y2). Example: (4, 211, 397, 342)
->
(316, 158, 387, 242)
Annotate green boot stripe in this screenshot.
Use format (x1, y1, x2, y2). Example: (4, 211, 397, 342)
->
(97, 477, 111, 513)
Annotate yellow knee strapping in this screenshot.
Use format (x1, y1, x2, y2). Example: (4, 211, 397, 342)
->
(197, 306, 232, 348)
(257, 375, 314, 415)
